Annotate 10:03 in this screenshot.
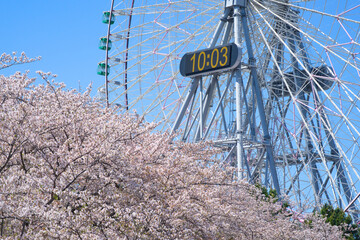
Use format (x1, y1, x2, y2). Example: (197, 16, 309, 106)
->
(190, 46, 229, 72)
(180, 43, 241, 77)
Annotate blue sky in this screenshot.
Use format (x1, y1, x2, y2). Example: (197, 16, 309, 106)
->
(1, 0, 357, 95)
(0, 0, 109, 92)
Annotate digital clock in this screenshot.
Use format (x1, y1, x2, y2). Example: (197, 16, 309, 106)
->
(179, 43, 241, 77)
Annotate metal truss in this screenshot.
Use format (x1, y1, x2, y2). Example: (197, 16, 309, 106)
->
(171, 0, 359, 219)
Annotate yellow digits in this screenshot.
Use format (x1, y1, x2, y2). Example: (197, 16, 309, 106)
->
(219, 46, 228, 67)
(211, 48, 219, 68)
(198, 51, 206, 71)
(190, 53, 196, 72)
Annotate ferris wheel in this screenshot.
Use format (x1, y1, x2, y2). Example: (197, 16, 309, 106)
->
(98, 0, 360, 218)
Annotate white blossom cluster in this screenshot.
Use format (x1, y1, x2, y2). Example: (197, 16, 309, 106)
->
(0, 52, 41, 70)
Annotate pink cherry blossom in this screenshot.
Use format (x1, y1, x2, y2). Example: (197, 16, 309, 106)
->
(0, 55, 343, 239)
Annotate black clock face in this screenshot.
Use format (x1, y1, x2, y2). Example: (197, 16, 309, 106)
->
(180, 43, 241, 77)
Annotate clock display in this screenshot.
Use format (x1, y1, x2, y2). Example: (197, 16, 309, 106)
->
(180, 43, 241, 77)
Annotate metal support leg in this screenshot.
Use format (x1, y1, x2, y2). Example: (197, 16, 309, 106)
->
(171, 78, 199, 135)
(195, 77, 217, 141)
(238, 6, 281, 194)
(199, 77, 204, 140)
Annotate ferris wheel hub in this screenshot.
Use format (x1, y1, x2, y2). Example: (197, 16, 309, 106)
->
(271, 65, 335, 97)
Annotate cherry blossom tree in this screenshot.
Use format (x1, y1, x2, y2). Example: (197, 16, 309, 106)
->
(0, 52, 40, 70)
(0, 56, 343, 239)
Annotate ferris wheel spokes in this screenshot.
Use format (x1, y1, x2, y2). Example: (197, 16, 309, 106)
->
(171, 0, 359, 217)
(100, 0, 360, 219)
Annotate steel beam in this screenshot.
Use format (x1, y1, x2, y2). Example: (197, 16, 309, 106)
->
(239, 6, 280, 193)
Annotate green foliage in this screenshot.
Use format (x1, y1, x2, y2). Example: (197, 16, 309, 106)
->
(304, 219, 313, 227)
(319, 204, 359, 240)
(256, 184, 277, 201)
(52, 193, 60, 201)
(255, 184, 290, 212)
